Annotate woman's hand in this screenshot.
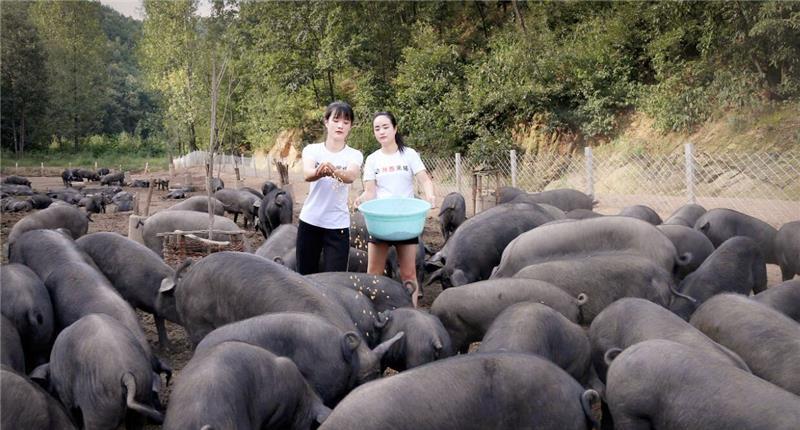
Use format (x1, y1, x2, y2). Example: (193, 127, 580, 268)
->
(353, 193, 368, 207)
(316, 162, 335, 178)
(425, 194, 436, 209)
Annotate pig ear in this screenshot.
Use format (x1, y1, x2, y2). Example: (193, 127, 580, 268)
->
(374, 311, 391, 329)
(159, 278, 175, 294)
(604, 348, 623, 366)
(450, 269, 468, 287)
(342, 332, 361, 352)
(30, 363, 51, 390)
(372, 331, 404, 359)
(277, 192, 292, 207)
(312, 401, 331, 425)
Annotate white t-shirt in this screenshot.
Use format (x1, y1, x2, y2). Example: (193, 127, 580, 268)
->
(299, 143, 363, 229)
(363, 147, 426, 199)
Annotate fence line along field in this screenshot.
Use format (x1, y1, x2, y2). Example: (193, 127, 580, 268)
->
(0, 156, 797, 430)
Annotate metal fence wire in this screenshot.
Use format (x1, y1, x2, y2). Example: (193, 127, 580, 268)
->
(175, 145, 800, 227)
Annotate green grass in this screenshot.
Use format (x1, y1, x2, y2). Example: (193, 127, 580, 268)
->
(0, 150, 170, 175)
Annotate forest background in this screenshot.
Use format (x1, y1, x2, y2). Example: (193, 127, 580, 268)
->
(2, 0, 799, 165)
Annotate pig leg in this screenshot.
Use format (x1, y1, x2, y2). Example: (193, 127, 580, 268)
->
(154, 315, 171, 350)
(779, 261, 794, 281)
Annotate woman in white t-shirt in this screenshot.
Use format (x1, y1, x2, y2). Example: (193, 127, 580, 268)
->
(296, 101, 364, 275)
(355, 111, 435, 307)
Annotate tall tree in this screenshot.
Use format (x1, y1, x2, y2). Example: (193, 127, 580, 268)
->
(30, 0, 109, 151)
(1, 1, 48, 154)
(99, 4, 160, 138)
(140, 0, 204, 153)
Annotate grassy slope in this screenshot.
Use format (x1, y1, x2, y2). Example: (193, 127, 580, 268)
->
(594, 102, 800, 155)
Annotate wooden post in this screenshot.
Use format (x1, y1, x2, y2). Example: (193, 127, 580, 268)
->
(40, 162, 44, 177)
(472, 173, 478, 216)
(144, 162, 149, 175)
(15, 162, 18, 174)
(494, 170, 501, 208)
(455, 153, 462, 194)
(143, 181, 155, 217)
(94, 161, 98, 170)
(510, 150, 517, 188)
(132, 193, 140, 215)
(128, 214, 146, 244)
(685, 143, 695, 204)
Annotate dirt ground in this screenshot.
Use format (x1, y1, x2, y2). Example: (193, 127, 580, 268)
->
(0, 169, 786, 428)
(0, 169, 447, 427)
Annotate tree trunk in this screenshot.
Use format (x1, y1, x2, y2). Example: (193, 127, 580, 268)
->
(188, 122, 197, 151)
(73, 113, 79, 152)
(19, 112, 26, 155)
(73, 35, 79, 152)
(12, 117, 19, 155)
(311, 76, 321, 106)
(475, 2, 490, 40)
(327, 69, 335, 102)
(275, 160, 289, 187)
(512, 0, 527, 34)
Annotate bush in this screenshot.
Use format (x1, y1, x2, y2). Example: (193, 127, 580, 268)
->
(394, 24, 466, 155)
(639, 63, 714, 132)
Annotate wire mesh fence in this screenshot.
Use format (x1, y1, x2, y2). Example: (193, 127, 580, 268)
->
(175, 146, 800, 227)
(174, 151, 278, 182)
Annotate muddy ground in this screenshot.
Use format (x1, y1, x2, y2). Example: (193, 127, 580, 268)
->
(0, 170, 786, 428)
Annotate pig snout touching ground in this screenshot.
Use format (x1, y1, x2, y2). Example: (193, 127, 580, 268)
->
(44, 314, 164, 429)
(478, 302, 591, 384)
(319, 353, 601, 430)
(606, 339, 800, 430)
(164, 341, 330, 430)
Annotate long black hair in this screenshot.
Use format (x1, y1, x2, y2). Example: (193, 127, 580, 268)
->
(373, 111, 405, 153)
(325, 100, 354, 123)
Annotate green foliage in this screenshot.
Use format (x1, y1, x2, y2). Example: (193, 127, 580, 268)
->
(1, 148, 169, 174)
(140, 0, 206, 153)
(394, 24, 465, 155)
(82, 132, 165, 157)
(1, 1, 48, 153)
(99, 5, 160, 138)
(29, 0, 110, 150)
(640, 63, 714, 132)
(3, 0, 800, 160)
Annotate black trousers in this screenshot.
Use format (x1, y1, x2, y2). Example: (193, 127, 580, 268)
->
(296, 220, 350, 275)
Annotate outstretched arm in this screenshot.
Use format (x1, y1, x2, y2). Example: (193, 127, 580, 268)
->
(331, 162, 361, 184)
(355, 180, 377, 206)
(416, 170, 436, 208)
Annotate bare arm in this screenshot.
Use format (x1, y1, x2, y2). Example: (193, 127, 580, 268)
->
(416, 170, 436, 208)
(331, 162, 360, 184)
(303, 156, 332, 182)
(355, 180, 376, 206)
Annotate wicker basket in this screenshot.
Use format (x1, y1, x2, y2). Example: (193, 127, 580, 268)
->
(159, 229, 245, 268)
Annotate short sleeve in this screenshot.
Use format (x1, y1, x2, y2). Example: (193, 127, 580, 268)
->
(301, 144, 317, 163)
(363, 154, 376, 181)
(407, 149, 426, 174)
(349, 148, 364, 168)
